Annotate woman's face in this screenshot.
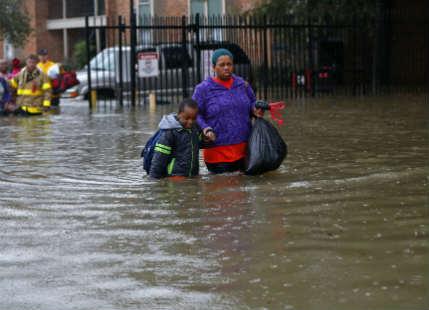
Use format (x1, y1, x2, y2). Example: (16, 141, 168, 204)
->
(213, 55, 233, 81)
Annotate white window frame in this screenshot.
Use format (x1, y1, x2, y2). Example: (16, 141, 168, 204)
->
(188, 0, 225, 41)
(137, 0, 154, 24)
(137, 0, 154, 44)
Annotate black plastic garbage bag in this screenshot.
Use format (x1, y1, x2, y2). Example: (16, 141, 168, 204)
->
(244, 118, 287, 175)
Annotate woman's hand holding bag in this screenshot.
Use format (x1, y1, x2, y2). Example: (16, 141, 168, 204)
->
(245, 101, 287, 175)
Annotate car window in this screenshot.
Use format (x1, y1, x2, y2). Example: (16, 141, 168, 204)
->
(162, 47, 192, 69)
(196, 43, 250, 64)
(89, 50, 116, 71)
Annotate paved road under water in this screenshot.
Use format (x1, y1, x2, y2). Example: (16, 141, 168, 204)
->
(0, 95, 428, 310)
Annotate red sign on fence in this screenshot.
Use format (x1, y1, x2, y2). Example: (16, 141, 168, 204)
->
(138, 52, 159, 78)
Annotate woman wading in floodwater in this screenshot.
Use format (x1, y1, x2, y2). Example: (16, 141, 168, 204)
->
(192, 48, 266, 174)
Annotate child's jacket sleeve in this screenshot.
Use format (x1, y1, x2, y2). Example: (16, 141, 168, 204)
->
(149, 130, 174, 179)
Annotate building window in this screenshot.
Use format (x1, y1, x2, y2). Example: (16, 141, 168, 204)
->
(190, 0, 224, 41)
(190, 0, 223, 16)
(64, 0, 104, 18)
(138, 0, 152, 43)
(139, 0, 151, 21)
(3, 39, 14, 60)
(48, 0, 63, 19)
(207, 0, 223, 15)
(191, 0, 206, 16)
(97, 0, 105, 15)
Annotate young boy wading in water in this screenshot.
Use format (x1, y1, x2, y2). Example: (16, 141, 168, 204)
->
(149, 98, 216, 179)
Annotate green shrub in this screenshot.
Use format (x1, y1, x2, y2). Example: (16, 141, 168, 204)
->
(72, 41, 95, 70)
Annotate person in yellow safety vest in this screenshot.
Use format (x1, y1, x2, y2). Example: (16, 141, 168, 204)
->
(37, 48, 61, 106)
(10, 54, 51, 115)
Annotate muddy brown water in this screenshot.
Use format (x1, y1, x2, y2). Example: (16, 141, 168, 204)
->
(0, 95, 428, 310)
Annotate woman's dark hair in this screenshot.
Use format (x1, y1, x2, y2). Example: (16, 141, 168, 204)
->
(178, 98, 198, 113)
(212, 48, 233, 65)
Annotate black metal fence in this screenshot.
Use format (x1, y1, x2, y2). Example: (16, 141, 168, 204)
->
(84, 12, 428, 105)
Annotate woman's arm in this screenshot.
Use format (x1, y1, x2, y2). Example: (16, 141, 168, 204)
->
(245, 82, 257, 111)
(244, 82, 265, 118)
(192, 84, 211, 131)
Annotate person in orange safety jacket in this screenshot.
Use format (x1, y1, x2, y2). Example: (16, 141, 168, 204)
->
(37, 48, 62, 106)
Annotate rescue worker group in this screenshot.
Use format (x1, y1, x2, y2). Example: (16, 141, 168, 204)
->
(0, 49, 66, 115)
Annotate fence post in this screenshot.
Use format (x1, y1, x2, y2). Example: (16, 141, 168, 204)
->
(374, 0, 392, 93)
(118, 16, 124, 106)
(263, 15, 268, 101)
(181, 16, 189, 99)
(130, 10, 137, 106)
(307, 17, 314, 97)
(353, 14, 358, 96)
(425, 12, 429, 103)
(85, 16, 92, 109)
(195, 13, 201, 83)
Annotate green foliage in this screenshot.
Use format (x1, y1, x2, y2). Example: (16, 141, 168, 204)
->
(72, 41, 95, 70)
(59, 61, 77, 72)
(0, 0, 32, 47)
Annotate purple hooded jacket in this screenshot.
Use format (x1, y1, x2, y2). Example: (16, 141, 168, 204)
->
(192, 74, 256, 147)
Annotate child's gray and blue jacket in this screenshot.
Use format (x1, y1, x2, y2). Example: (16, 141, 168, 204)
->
(149, 113, 209, 179)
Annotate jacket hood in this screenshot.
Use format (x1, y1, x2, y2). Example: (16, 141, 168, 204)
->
(158, 113, 183, 130)
(200, 74, 246, 91)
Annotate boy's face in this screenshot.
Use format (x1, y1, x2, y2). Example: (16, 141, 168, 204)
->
(178, 106, 198, 129)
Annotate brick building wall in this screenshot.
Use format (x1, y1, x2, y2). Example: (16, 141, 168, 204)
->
(157, 1, 188, 16)
(25, 0, 64, 61)
(106, 0, 131, 23)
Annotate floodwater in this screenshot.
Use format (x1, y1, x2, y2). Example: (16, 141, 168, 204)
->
(0, 95, 428, 310)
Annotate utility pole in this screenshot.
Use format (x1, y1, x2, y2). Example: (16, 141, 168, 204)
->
(94, 0, 101, 53)
(63, 0, 68, 59)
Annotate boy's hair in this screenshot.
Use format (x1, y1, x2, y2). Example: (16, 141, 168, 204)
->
(26, 54, 39, 61)
(178, 98, 198, 113)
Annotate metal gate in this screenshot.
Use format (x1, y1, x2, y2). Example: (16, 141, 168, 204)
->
(83, 11, 428, 105)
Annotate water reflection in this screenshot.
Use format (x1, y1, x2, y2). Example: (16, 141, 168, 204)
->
(200, 175, 251, 277)
(0, 96, 428, 310)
